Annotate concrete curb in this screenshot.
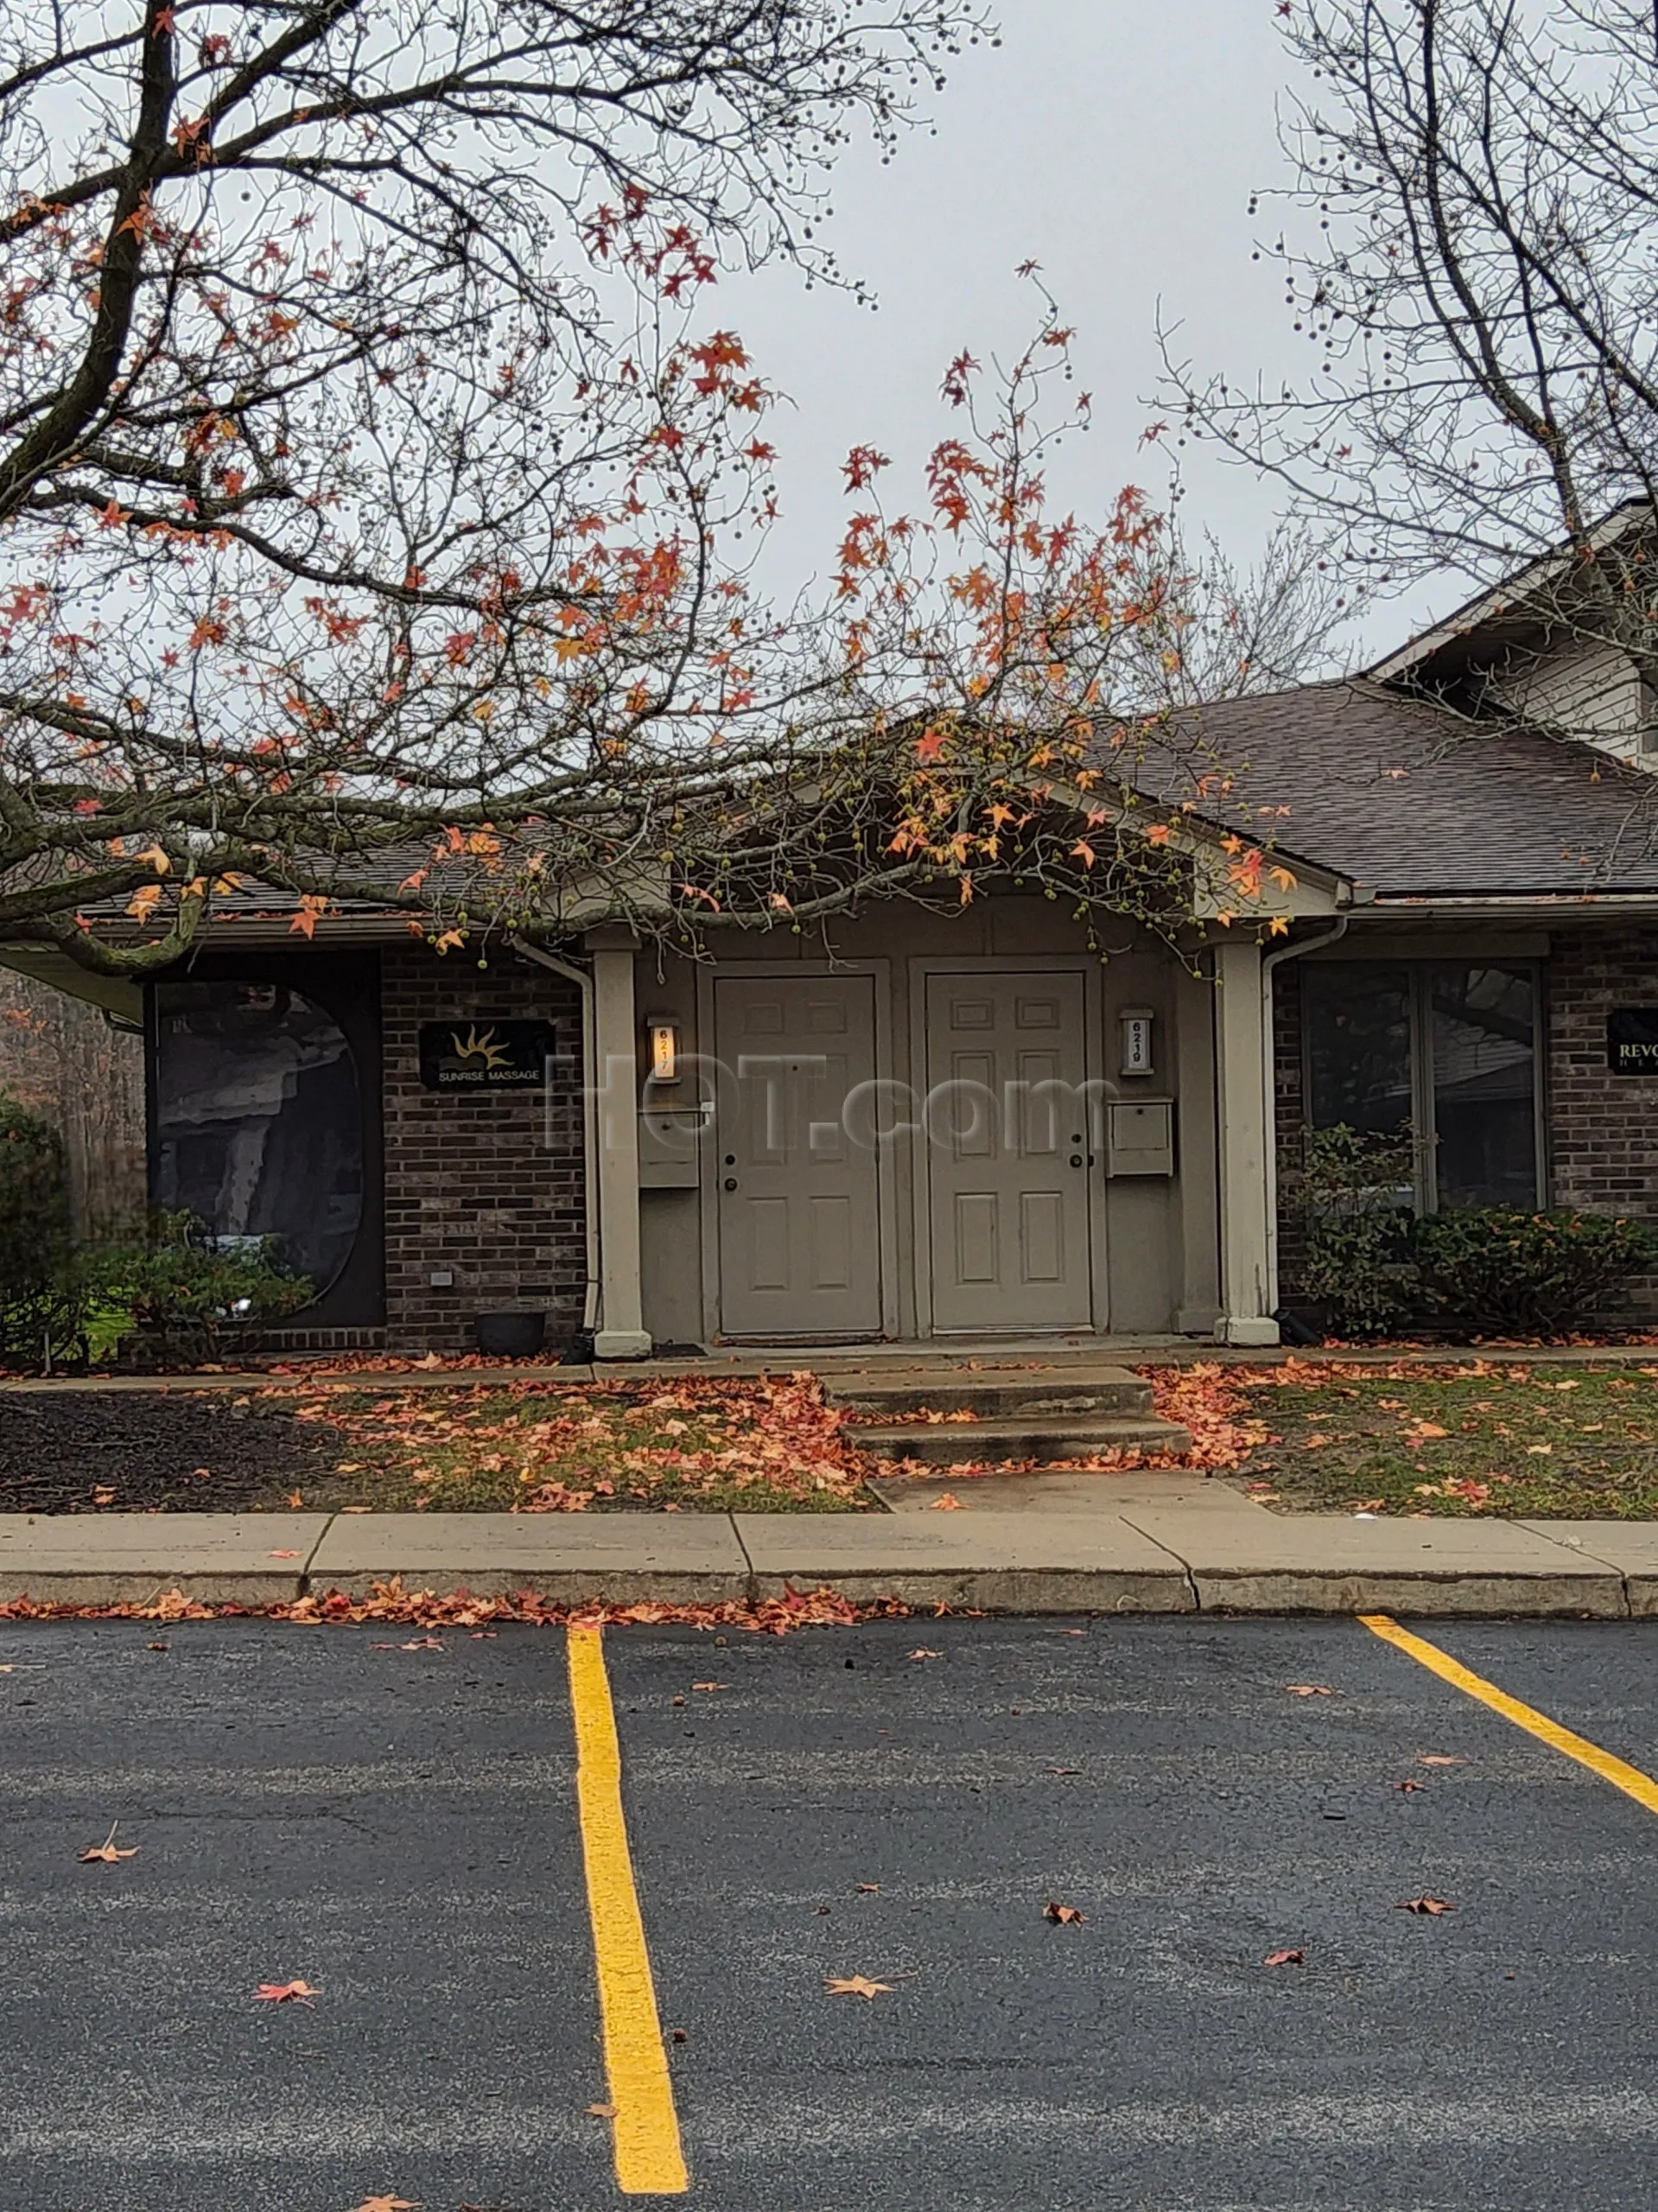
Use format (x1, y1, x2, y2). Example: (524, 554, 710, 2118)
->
(0, 1513, 332, 1606)
(734, 1511, 1197, 1616)
(6, 1505, 1658, 1617)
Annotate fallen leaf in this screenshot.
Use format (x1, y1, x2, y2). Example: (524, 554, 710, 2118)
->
(268, 1550, 300, 1560)
(587, 2102, 618, 2119)
(930, 1493, 963, 1511)
(1263, 1948, 1305, 1967)
(1043, 1902, 1086, 1924)
(255, 1979, 320, 2004)
(1397, 1895, 1455, 1916)
(350, 2198, 420, 2212)
(671, 2027, 689, 2044)
(1420, 1755, 1464, 1767)
(147, 1641, 168, 1652)
(825, 1975, 892, 1998)
(78, 1821, 137, 1865)
(689, 1681, 727, 1692)
(857, 1883, 880, 1894)
(1285, 1684, 1335, 1697)
(92, 1486, 117, 1506)
(285, 1490, 305, 1509)
(1047, 1765, 1082, 1777)
(1394, 1779, 1427, 1794)
(399, 1637, 443, 1650)
(908, 1648, 942, 1661)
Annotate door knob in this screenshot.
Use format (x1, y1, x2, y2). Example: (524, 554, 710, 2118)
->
(1070, 1154, 1083, 1167)
(723, 1177, 739, 1191)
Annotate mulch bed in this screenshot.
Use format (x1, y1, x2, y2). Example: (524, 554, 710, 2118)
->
(0, 1392, 338, 1513)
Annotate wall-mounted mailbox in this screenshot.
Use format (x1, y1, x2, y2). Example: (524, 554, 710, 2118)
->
(638, 1103, 710, 1189)
(1108, 1097, 1174, 1177)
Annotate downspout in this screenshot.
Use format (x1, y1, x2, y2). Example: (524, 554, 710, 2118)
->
(1261, 916, 1349, 1315)
(511, 938, 600, 1335)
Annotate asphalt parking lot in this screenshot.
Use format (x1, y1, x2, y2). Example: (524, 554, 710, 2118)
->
(6, 1613, 1658, 2211)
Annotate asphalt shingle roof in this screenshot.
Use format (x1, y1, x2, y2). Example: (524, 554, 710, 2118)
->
(1142, 680, 1658, 899)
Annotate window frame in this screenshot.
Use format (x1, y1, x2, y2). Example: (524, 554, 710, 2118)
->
(1300, 958, 1547, 1213)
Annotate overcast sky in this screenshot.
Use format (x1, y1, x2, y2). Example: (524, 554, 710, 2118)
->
(716, 0, 1347, 634)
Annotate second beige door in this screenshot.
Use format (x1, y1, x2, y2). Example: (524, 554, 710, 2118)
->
(924, 971, 1094, 1332)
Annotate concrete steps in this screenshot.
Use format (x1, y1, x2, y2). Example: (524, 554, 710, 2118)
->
(826, 1364, 1192, 1466)
(844, 1414, 1193, 1466)
(828, 1363, 1157, 1420)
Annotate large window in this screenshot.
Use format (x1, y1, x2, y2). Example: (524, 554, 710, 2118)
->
(154, 981, 363, 1292)
(1301, 961, 1541, 1210)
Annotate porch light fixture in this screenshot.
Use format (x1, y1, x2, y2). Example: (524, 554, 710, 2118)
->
(646, 1014, 681, 1084)
(1119, 1007, 1155, 1077)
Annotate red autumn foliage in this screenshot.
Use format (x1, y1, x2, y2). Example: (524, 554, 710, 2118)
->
(283, 1371, 877, 1511)
(0, 1578, 918, 1636)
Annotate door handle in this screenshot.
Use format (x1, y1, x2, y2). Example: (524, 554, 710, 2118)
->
(724, 1177, 739, 1192)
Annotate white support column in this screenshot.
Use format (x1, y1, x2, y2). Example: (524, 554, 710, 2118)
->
(588, 933, 651, 1359)
(1213, 938, 1280, 1347)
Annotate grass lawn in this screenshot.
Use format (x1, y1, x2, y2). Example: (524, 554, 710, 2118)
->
(276, 1372, 877, 1513)
(1232, 1361, 1658, 1517)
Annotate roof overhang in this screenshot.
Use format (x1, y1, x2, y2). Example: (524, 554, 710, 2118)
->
(1366, 503, 1651, 687)
(0, 945, 144, 1022)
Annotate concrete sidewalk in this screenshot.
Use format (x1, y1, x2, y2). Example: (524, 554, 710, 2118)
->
(9, 1339, 1658, 1394)
(6, 1506, 1658, 1616)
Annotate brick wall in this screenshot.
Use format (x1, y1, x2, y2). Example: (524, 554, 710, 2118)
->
(1546, 926, 1658, 1240)
(380, 945, 587, 1351)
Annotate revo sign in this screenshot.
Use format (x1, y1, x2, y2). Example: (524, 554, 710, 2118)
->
(1607, 1008, 1658, 1074)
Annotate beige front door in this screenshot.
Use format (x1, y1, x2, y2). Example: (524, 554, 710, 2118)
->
(714, 975, 881, 1338)
(924, 971, 1094, 1332)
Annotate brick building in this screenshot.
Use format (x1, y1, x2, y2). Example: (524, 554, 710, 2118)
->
(9, 537, 1658, 1355)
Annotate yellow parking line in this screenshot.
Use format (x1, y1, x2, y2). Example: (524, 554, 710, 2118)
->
(1360, 1613, 1658, 1817)
(566, 1624, 689, 2196)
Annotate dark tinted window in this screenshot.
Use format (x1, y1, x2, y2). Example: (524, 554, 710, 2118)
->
(1430, 964, 1537, 1208)
(154, 982, 361, 1291)
(1303, 963, 1412, 1135)
(1300, 959, 1540, 1210)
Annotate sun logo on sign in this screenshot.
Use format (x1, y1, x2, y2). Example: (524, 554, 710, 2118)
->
(450, 1023, 511, 1070)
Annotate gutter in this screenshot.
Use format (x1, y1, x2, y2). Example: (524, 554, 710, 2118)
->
(1259, 917, 1349, 1315)
(510, 938, 600, 1337)
(1368, 893, 1658, 918)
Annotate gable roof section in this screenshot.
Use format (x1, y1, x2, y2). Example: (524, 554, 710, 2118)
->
(1365, 502, 1651, 694)
(1128, 680, 1658, 900)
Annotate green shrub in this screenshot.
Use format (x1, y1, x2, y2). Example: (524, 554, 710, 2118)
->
(95, 1212, 314, 1364)
(1290, 1122, 1420, 1338)
(0, 1094, 68, 1292)
(0, 1095, 79, 1363)
(1412, 1208, 1658, 1335)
